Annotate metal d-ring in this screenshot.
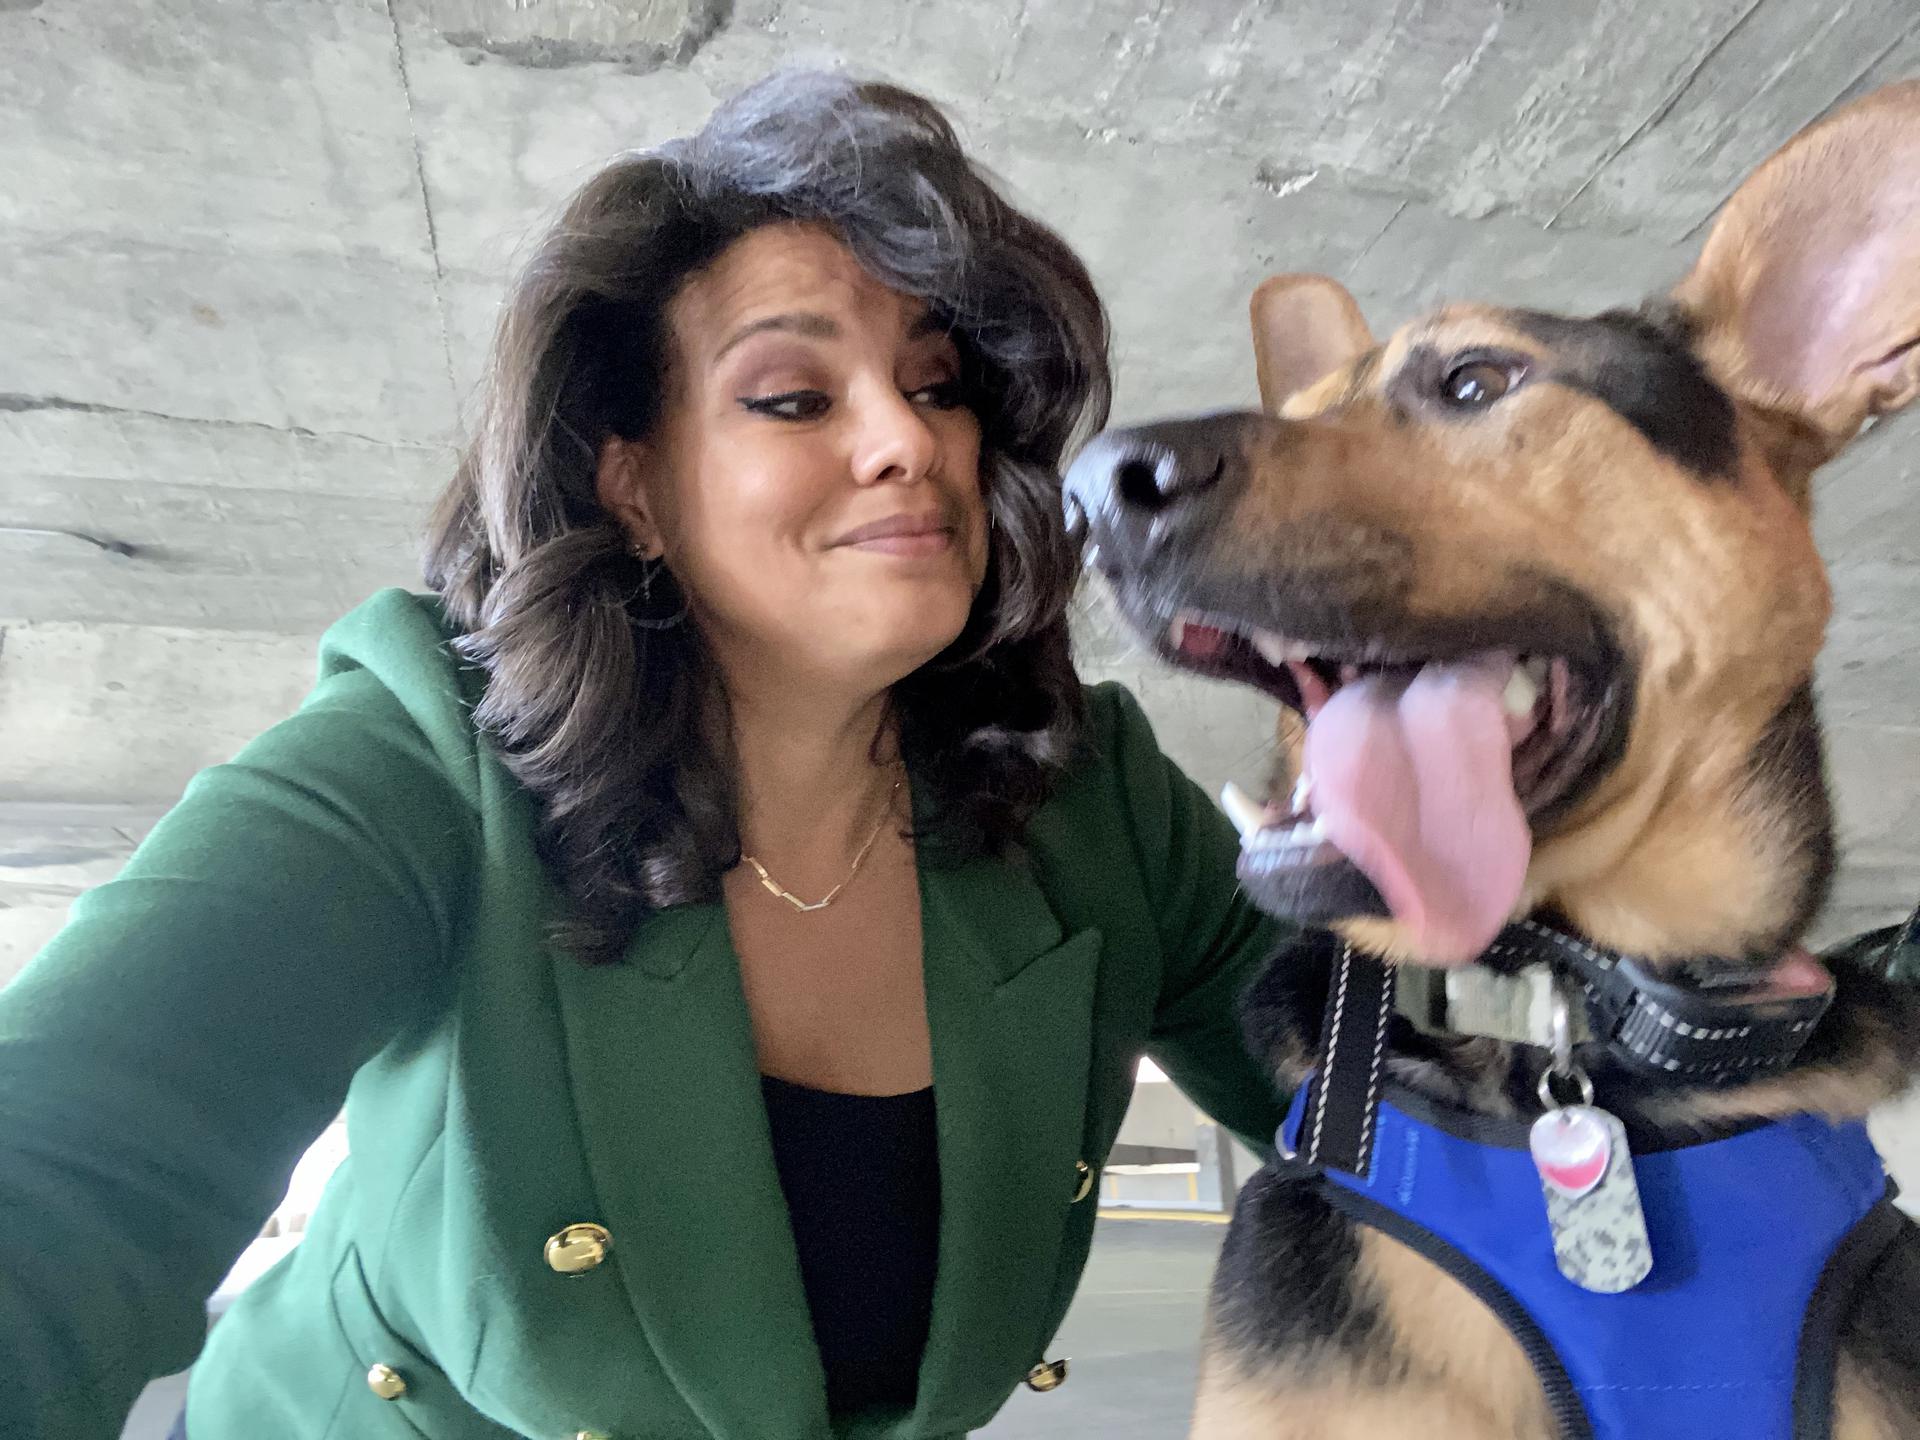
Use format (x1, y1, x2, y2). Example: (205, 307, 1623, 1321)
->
(1537, 984, 1595, 1110)
(1538, 1063, 1596, 1110)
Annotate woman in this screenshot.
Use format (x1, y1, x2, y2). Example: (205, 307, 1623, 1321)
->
(0, 71, 1284, 1439)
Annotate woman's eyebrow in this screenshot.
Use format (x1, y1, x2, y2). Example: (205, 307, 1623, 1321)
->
(713, 312, 839, 362)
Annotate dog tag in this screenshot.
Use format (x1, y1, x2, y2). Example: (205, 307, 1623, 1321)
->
(1529, 1104, 1653, 1293)
(1530, 1105, 1611, 1197)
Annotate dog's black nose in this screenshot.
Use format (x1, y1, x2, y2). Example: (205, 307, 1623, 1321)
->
(1063, 414, 1246, 560)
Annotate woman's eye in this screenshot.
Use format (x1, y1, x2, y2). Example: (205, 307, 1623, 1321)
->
(741, 390, 831, 421)
(907, 378, 968, 410)
(1440, 359, 1523, 409)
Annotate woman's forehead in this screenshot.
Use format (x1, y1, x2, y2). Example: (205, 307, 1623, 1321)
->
(670, 223, 938, 359)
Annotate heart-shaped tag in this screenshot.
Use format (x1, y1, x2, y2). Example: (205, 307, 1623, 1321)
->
(1529, 1106, 1612, 1199)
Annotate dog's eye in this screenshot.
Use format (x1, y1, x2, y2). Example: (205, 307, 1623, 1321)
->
(1441, 359, 1520, 409)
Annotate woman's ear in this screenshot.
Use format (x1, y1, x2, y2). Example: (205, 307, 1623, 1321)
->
(595, 437, 665, 559)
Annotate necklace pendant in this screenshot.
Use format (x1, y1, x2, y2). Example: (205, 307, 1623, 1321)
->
(741, 773, 902, 914)
(747, 856, 841, 912)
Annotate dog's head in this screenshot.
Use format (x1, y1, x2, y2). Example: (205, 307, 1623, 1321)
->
(1069, 82, 1920, 969)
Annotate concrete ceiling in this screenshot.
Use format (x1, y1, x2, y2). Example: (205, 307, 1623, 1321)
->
(4, 0, 1919, 970)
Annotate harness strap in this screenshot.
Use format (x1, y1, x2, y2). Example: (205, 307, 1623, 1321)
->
(1279, 1072, 1895, 1440)
(1299, 945, 1395, 1177)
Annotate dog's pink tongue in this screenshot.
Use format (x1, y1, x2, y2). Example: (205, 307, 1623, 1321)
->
(1303, 656, 1531, 965)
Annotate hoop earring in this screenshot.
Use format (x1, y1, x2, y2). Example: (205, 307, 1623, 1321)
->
(631, 549, 688, 631)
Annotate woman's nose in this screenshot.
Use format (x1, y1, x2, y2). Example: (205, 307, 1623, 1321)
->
(851, 387, 940, 487)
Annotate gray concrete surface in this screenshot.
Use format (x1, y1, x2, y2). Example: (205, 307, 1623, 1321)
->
(978, 1218, 1227, 1439)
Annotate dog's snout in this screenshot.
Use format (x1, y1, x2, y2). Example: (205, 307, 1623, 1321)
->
(1063, 414, 1248, 560)
(1110, 450, 1201, 512)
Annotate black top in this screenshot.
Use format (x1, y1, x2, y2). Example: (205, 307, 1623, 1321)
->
(760, 1074, 942, 1417)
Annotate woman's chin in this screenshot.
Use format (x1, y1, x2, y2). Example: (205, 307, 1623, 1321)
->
(892, 625, 975, 676)
(862, 585, 978, 651)
(746, 575, 981, 689)
(847, 617, 976, 688)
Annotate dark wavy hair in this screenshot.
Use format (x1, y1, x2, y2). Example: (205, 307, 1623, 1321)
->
(424, 69, 1111, 962)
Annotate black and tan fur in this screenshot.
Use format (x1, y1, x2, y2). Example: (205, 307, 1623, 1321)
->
(1074, 84, 1920, 1437)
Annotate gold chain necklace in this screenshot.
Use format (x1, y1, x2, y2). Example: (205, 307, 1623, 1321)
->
(742, 775, 903, 914)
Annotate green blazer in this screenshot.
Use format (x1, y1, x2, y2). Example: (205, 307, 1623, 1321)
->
(0, 590, 1285, 1440)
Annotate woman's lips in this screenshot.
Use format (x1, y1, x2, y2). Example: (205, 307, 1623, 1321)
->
(835, 513, 958, 555)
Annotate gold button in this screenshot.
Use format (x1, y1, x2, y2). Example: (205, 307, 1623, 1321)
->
(1071, 1159, 1094, 1203)
(545, 1222, 613, 1275)
(1025, 1358, 1069, 1392)
(366, 1362, 408, 1400)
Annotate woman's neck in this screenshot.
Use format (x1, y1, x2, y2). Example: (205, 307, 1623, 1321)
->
(723, 670, 903, 870)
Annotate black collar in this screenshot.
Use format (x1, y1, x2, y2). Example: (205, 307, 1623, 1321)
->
(1442, 919, 1834, 1084)
(1298, 923, 1839, 1178)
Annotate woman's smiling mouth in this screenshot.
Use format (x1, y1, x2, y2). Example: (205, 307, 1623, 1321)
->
(834, 512, 958, 556)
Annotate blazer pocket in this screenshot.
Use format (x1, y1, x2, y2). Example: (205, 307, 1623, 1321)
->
(325, 1244, 519, 1440)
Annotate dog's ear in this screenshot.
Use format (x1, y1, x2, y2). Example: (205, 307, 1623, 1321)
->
(1250, 274, 1375, 414)
(1674, 81, 1920, 450)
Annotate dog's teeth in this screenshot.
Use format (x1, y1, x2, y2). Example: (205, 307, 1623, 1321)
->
(1292, 772, 1313, 812)
(1245, 816, 1327, 852)
(1251, 630, 1292, 668)
(1219, 780, 1266, 840)
(1503, 665, 1541, 718)
(1168, 614, 1188, 651)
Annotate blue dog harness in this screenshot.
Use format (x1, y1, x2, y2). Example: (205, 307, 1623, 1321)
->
(1279, 1080, 1901, 1439)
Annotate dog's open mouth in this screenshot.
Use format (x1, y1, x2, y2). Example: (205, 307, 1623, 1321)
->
(1160, 609, 1629, 963)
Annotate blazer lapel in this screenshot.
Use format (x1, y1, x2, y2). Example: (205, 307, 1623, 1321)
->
(905, 854, 1103, 1431)
(550, 904, 832, 1438)
(550, 842, 1104, 1439)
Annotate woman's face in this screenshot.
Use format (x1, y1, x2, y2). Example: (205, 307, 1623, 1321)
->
(601, 223, 990, 695)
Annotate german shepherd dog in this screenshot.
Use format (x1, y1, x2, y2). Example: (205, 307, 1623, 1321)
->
(1067, 84, 1920, 1438)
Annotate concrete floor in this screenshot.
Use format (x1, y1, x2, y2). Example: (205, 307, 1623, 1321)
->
(121, 1371, 188, 1440)
(123, 1216, 1225, 1439)
(979, 1216, 1223, 1438)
